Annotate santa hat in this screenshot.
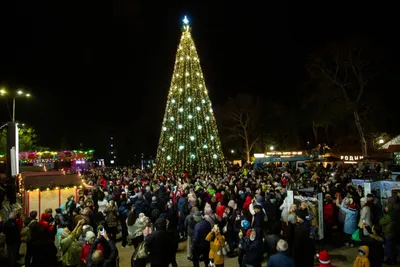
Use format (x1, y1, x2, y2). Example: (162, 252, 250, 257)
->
(317, 250, 330, 264)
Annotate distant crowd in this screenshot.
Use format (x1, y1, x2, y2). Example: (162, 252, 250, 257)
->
(0, 162, 399, 267)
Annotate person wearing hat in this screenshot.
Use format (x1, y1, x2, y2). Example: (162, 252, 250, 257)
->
(80, 230, 104, 265)
(205, 224, 225, 267)
(336, 197, 358, 247)
(241, 228, 263, 267)
(353, 246, 370, 267)
(185, 209, 201, 260)
(359, 197, 372, 235)
(315, 250, 335, 267)
(60, 219, 85, 267)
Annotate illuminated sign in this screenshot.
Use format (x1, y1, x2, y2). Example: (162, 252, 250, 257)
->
(254, 152, 304, 158)
(265, 151, 303, 156)
(340, 155, 363, 161)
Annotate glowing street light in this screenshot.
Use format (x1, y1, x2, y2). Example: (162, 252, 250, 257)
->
(270, 146, 274, 151)
(230, 150, 235, 154)
(0, 87, 32, 122)
(379, 139, 385, 144)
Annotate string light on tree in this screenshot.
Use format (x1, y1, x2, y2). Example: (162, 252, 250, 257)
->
(155, 15, 227, 174)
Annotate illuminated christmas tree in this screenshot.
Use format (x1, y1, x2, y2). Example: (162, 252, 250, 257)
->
(155, 16, 227, 174)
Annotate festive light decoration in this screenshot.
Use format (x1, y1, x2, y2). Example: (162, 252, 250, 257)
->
(0, 149, 95, 163)
(155, 16, 227, 174)
(25, 184, 82, 192)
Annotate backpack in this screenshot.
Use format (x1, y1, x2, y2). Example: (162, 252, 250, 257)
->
(150, 208, 161, 223)
(21, 220, 36, 243)
(183, 201, 190, 216)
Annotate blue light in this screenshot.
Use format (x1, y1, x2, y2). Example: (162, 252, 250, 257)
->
(183, 16, 189, 25)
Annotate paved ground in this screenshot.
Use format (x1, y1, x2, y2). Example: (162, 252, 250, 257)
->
(116, 240, 363, 267)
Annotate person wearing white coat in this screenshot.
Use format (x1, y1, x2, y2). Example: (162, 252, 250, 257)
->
(279, 196, 290, 223)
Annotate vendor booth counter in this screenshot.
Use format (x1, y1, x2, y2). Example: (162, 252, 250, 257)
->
(20, 171, 90, 219)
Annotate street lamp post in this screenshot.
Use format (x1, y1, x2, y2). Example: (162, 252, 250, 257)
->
(0, 87, 32, 204)
(1, 88, 31, 122)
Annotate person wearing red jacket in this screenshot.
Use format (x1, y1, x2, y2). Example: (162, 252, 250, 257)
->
(99, 177, 107, 189)
(39, 209, 55, 240)
(323, 195, 335, 241)
(14, 210, 24, 232)
(81, 231, 104, 265)
(243, 196, 252, 215)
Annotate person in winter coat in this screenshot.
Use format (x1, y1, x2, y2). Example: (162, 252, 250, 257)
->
(39, 210, 56, 240)
(243, 196, 252, 216)
(279, 196, 290, 224)
(205, 225, 225, 267)
(337, 197, 358, 246)
(241, 229, 263, 267)
(104, 200, 118, 242)
(134, 193, 149, 218)
(178, 194, 189, 239)
(225, 202, 237, 255)
(359, 197, 372, 235)
(323, 194, 335, 241)
(192, 215, 212, 267)
(87, 231, 118, 267)
(379, 204, 397, 265)
(25, 228, 58, 267)
(81, 231, 104, 266)
(149, 196, 161, 223)
(353, 245, 370, 267)
(184, 208, 200, 260)
(267, 239, 295, 267)
(252, 204, 265, 239)
(360, 222, 384, 267)
(145, 218, 175, 267)
(128, 213, 146, 248)
(3, 212, 21, 267)
(237, 220, 251, 266)
(60, 219, 85, 267)
(292, 216, 315, 267)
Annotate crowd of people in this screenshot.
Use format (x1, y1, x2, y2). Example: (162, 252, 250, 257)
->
(0, 162, 399, 267)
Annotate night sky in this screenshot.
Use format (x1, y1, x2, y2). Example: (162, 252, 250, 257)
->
(0, 2, 398, 162)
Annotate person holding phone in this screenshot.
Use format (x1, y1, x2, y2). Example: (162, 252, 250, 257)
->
(87, 229, 119, 267)
(205, 225, 225, 267)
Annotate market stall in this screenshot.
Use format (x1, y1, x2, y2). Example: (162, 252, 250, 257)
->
(21, 171, 86, 219)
